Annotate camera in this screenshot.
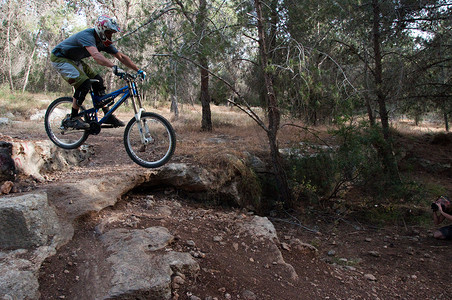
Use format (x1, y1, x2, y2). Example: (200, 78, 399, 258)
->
(431, 203, 442, 212)
(431, 196, 450, 212)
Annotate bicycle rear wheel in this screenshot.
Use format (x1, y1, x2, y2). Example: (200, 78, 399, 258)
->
(44, 97, 89, 149)
(123, 112, 176, 168)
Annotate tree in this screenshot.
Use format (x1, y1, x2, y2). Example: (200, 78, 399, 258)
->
(254, 0, 292, 205)
(173, 0, 212, 131)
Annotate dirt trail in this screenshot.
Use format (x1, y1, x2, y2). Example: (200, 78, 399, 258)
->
(2, 118, 452, 299)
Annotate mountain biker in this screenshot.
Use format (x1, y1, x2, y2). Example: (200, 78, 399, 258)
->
(50, 15, 146, 129)
(432, 196, 452, 240)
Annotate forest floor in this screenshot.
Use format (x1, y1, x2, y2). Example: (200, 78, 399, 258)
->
(2, 104, 452, 299)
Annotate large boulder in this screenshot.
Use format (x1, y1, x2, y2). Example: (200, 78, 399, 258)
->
(0, 141, 15, 182)
(0, 193, 73, 300)
(11, 140, 93, 181)
(0, 193, 70, 250)
(239, 216, 299, 281)
(146, 163, 214, 192)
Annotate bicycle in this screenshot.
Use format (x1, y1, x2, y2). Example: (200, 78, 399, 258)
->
(44, 72, 176, 168)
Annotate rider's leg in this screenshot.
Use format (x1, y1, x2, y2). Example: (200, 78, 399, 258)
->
(73, 79, 91, 113)
(102, 106, 125, 127)
(66, 79, 91, 129)
(81, 62, 123, 126)
(50, 55, 90, 129)
(82, 61, 106, 97)
(91, 75, 106, 96)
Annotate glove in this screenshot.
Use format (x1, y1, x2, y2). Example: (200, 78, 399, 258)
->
(112, 65, 125, 76)
(137, 69, 146, 80)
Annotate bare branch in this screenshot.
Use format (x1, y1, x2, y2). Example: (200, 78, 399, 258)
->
(151, 53, 268, 131)
(115, 5, 178, 42)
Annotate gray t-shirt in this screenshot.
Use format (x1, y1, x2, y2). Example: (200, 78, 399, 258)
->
(52, 28, 118, 61)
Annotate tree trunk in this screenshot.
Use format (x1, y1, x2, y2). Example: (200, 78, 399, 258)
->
(6, 0, 14, 91)
(200, 54, 212, 131)
(443, 100, 449, 132)
(363, 50, 375, 126)
(372, 0, 401, 184)
(254, 0, 292, 206)
(171, 94, 179, 118)
(198, 0, 212, 131)
(23, 30, 41, 93)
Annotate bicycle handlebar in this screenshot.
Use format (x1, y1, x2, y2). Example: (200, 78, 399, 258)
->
(117, 71, 145, 82)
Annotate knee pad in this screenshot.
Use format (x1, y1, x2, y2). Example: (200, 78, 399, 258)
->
(92, 74, 106, 96)
(73, 79, 91, 106)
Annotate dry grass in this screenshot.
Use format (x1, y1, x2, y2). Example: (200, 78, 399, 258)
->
(166, 104, 271, 170)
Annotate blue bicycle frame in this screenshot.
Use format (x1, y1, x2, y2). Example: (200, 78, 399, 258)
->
(81, 75, 144, 131)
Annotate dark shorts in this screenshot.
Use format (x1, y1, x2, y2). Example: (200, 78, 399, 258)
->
(439, 225, 452, 239)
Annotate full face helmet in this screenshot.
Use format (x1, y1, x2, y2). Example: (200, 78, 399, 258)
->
(94, 15, 121, 47)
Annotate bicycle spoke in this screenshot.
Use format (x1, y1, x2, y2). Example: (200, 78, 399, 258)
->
(124, 112, 176, 168)
(45, 97, 89, 149)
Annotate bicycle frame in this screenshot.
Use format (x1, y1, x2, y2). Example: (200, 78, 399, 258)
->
(80, 74, 145, 131)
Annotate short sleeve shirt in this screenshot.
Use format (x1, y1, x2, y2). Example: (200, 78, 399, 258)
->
(52, 28, 118, 61)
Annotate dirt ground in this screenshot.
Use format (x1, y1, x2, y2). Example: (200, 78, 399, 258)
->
(2, 110, 452, 299)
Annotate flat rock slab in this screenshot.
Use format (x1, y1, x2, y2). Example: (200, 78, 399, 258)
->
(101, 226, 200, 299)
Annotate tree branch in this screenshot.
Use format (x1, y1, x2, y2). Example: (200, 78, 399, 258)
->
(151, 53, 268, 131)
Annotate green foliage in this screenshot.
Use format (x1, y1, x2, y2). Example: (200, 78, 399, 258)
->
(286, 115, 433, 207)
(287, 149, 336, 204)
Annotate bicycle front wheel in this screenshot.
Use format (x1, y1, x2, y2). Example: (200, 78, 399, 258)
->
(44, 97, 89, 149)
(124, 112, 176, 168)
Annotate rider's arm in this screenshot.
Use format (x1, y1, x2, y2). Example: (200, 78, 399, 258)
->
(437, 205, 452, 222)
(433, 211, 445, 225)
(85, 46, 115, 68)
(113, 52, 139, 72)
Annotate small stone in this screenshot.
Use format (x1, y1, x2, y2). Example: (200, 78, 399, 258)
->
(242, 290, 257, 300)
(213, 236, 223, 242)
(327, 250, 336, 256)
(175, 272, 186, 280)
(364, 274, 377, 281)
(406, 247, 414, 255)
(368, 251, 380, 257)
(225, 293, 231, 299)
(186, 240, 196, 247)
(281, 242, 291, 251)
(411, 275, 417, 280)
(249, 257, 255, 262)
(233, 243, 239, 251)
(172, 282, 180, 289)
(0, 181, 14, 194)
(173, 275, 185, 285)
(365, 238, 372, 242)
